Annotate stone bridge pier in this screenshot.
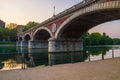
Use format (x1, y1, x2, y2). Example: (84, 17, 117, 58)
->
(16, 41, 28, 47)
(48, 38, 83, 53)
(16, 41, 21, 47)
(28, 40, 48, 49)
(17, 38, 83, 53)
(21, 41, 29, 47)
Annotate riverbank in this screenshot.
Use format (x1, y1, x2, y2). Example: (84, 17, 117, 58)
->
(0, 42, 16, 45)
(0, 58, 120, 80)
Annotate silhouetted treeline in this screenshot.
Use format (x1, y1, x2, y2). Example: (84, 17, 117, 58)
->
(0, 21, 39, 42)
(0, 22, 120, 45)
(0, 27, 17, 41)
(82, 32, 120, 46)
(113, 38, 120, 45)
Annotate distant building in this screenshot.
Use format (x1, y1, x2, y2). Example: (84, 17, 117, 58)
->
(0, 19, 5, 28)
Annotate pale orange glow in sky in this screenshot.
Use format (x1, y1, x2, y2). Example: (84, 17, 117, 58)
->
(0, 0, 120, 38)
(0, 0, 81, 25)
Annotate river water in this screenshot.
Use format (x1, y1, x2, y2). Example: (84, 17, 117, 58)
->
(0, 45, 120, 70)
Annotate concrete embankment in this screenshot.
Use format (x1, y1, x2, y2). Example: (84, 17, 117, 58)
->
(0, 58, 120, 80)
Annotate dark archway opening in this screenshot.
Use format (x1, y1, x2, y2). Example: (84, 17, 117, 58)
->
(19, 37, 22, 41)
(59, 9, 120, 39)
(24, 35, 31, 41)
(33, 30, 51, 41)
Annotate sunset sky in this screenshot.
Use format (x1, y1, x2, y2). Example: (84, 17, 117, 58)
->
(0, 0, 120, 38)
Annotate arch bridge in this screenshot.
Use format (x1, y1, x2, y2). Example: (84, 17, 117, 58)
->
(17, 0, 120, 53)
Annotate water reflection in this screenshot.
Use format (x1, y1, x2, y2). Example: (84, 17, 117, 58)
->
(85, 46, 111, 61)
(3, 59, 18, 69)
(48, 51, 85, 65)
(17, 48, 48, 67)
(84, 46, 119, 61)
(0, 45, 120, 71)
(0, 45, 17, 53)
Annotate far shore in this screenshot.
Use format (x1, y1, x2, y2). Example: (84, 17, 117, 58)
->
(0, 44, 16, 46)
(0, 42, 16, 46)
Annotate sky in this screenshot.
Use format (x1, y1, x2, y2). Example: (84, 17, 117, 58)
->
(0, 0, 120, 38)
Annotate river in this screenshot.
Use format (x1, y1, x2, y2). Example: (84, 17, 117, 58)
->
(0, 45, 120, 70)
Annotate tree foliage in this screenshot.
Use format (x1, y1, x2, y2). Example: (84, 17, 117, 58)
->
(0, 21, 39, 42)
(6, 23, 18, 29)
(0, 27, 17, 41)
(100, 33, 113, 45)
(23, 21, 39, 31)
(90, 32, 102, 45)
(82, 32, 115, 46)
(82, 32, 90, 46)
(113, 38, 120, 45)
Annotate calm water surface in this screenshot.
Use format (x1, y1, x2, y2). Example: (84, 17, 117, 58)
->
(0, 45, 120, 70)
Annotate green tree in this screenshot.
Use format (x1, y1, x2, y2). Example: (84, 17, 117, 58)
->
(23, 21, 39, 31)
(82, 32, 114, 46)
(6, 23, 18, 29)
(0, 27, 8, 41)
(0, 27, 17, 41)
(90, 32, 102, 45)
(82, 32, 91, 46)
(113, 38, 120, 45)
(100, 33, 113, 45)
(7, 28, 17, 41)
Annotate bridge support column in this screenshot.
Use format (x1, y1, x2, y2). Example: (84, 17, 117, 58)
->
(21, 41, 28, 47)
(17, 47, 28, 53)
(16, 41, 21, 47)
(48, 38, 83, 53)
(28, 40, 48, 49)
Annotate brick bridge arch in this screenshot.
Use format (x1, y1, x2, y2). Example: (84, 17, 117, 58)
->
(55, 1, 120, 39)
(32, 27, 53, 41)
(24, 33, 31, 41)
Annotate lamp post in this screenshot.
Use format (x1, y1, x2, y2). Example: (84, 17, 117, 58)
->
(112, 48, 114, 58)
(53, 6, 55, 17)
(86, 34, 91, 62)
